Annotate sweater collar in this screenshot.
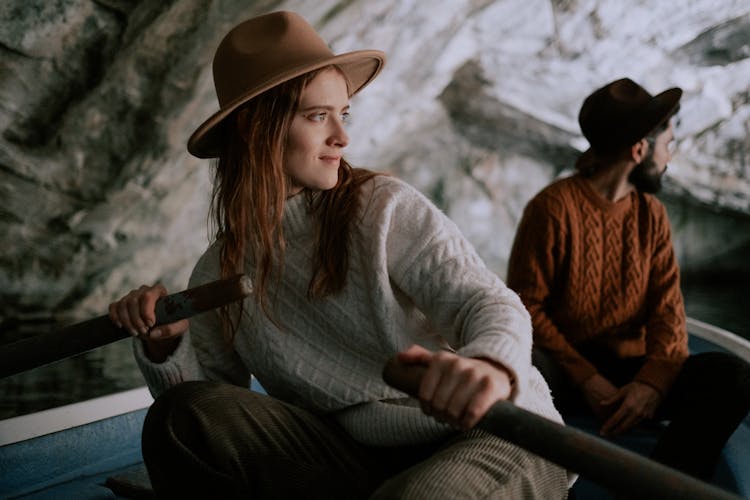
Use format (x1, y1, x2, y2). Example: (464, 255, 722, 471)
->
(575, 174, 634, 217)
(283, 190, 315, 238)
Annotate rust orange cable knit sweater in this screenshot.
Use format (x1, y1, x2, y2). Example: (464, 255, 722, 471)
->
(507, 174, 688, 395)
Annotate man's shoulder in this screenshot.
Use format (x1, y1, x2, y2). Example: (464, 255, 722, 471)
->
(527, 174, 580, 210)
(636, 190, 668, 217)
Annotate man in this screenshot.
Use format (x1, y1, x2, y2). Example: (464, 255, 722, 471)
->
(506, 77, 750, 480)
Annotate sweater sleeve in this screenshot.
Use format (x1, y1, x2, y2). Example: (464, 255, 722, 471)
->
(379, 180, 533, 402)
(506, 193, 598, 386)
(633, 201, 688, 394)
(133, 243, 251, 397)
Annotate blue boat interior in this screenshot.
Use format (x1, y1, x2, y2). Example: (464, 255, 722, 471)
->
(1, 341, 747, 499)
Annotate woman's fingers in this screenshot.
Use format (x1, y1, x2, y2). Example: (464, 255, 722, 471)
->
(421, 352, 512, 430)
(397, 344, 433, 365)
(395, 346, 513, 430)
(138, 283, 168, 330)
(108, 301, 122, 329)
(148, 318, 189, 340)
(422, 353, 462, 420)
(126, 288, 147, 335)
(108, 283, 170, 337)
(460, 378, 497, 430)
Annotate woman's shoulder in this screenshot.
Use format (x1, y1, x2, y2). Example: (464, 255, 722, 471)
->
(364, 171, 415, 194)
(356, 172, 458, 239)
(188, 240, 223, 288)
(360, 172, 433, 209)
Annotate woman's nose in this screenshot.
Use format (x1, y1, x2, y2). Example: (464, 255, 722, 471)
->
(328, 118, 349, 148)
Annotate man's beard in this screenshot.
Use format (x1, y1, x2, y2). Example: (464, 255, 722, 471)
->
(628, 153, 665, 194)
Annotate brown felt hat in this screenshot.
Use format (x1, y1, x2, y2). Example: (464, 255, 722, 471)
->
(187, 11, 386, 159)
(578, 78, 682, 156)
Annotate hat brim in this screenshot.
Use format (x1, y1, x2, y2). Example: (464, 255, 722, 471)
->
(631, 87, 682, 143)
(187, 50, 386, 159)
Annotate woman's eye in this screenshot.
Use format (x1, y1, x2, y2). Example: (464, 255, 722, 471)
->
(309, 112, 327, 122)
(341, 112, 351, 124)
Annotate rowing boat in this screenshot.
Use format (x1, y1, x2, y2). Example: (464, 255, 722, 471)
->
(1, 317, 747, 498)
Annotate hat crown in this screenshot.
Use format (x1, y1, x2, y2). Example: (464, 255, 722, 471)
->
(187, 11, 385, 158)
(213, 11, 334, 108)
(579, 78, 682, 155)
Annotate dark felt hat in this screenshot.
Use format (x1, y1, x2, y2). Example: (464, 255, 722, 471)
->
(578, 78, 682, 156)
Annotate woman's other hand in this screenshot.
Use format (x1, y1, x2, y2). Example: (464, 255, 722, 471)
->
(397, 344, 514, 431)
(109, 284, 188, 362)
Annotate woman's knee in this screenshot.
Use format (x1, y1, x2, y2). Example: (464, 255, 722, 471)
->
(143, 380, 253, 452)
(372, 431, 568, 499)
(145, 381, 219, 429)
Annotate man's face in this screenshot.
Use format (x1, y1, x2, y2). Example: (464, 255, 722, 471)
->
(629, 122, 675, 193)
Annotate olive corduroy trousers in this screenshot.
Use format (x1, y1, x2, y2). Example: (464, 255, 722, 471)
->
(141, 380, 569, 499)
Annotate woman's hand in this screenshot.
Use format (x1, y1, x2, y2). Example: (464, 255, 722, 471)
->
(108, 283, 188, 362)
(397, 344, 514, 431)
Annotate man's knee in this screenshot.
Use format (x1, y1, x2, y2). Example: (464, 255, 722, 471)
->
(681, 352, 750, 411)
(690, 352, 750, 386)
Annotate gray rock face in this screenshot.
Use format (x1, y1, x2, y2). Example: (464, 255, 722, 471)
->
(1, 0, 749, 327)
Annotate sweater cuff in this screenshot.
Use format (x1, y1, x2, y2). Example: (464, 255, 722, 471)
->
(459, 338, 528, 404)
(633, 357, 686, 395)
(132, 332, 196, 398)
(558, 352, 598, 387)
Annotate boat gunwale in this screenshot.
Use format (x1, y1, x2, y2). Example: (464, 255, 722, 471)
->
(0, 386, 153, 446)
(0, 317, 747, 446)
(686, 317, 750, 363)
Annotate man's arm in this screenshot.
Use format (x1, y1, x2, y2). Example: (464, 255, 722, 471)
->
(597, 202, 689, 437)
(633, 201, 689, 395)
(506, 195, 597, 386)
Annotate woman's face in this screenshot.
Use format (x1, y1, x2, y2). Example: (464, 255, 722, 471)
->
(284, 68, 350, 196)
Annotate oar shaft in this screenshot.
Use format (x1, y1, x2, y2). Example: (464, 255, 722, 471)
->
(382, 357, 740, 500)
(0, 275, 253, 379)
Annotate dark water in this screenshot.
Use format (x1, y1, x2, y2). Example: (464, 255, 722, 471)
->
(0, 278, 747, 420)
(682, 274, 749, 341)
(0, 339, 143, 420)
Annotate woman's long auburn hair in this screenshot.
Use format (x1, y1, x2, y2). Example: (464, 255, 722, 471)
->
(209, 66, 378, 341)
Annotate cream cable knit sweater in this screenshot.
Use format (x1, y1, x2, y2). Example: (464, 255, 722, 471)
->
(134, 175, 562, 446)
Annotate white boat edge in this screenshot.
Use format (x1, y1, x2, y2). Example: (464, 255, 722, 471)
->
(0, 385, 153, 447)
(686, 317, 750, 363)
(0, 318, 747, 448)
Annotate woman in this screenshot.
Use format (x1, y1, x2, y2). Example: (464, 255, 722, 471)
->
(109, 11, 569, 499)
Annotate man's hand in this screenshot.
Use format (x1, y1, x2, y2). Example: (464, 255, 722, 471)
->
(581, 373, 619, 421)
(599, 381, 662, 437)
(397, 345, 513, 431)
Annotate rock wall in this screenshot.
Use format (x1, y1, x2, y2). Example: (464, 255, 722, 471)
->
(1, 0, 749, 327)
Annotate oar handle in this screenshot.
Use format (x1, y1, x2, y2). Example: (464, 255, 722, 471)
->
(382, 357, 740, 500)
(0, 275, 253, 379)
(151, 274, 253, 326)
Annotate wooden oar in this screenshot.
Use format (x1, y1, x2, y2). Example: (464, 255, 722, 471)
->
(0, 275, 253, 379)
(382, 357, 740, 500)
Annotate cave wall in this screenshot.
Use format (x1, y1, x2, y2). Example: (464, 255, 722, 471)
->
(1, 0, 749, 326)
